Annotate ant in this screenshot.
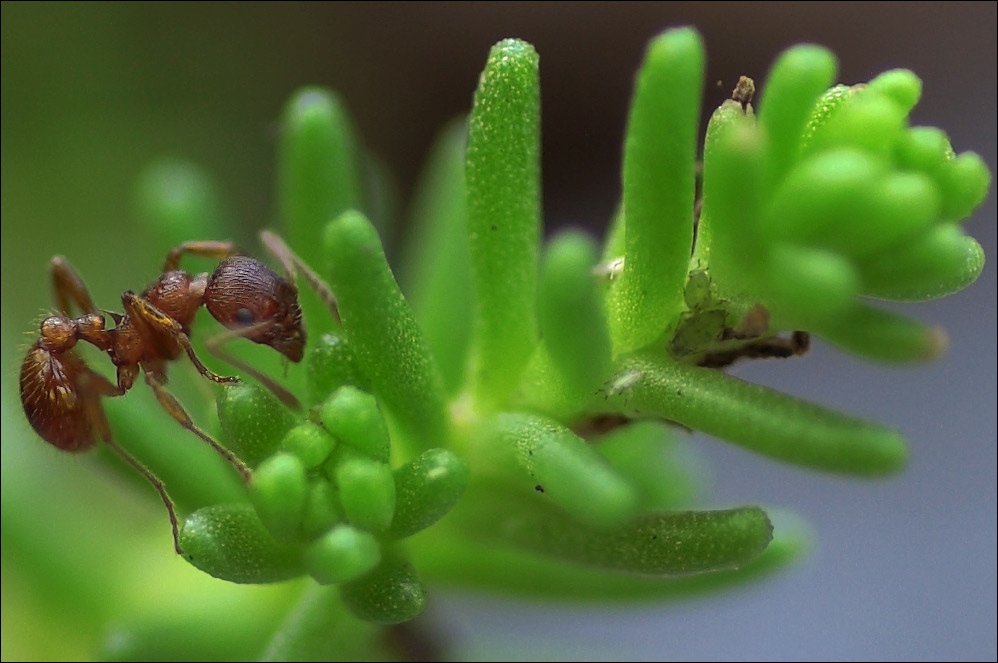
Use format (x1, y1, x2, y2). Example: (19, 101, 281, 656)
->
(19, 231, 335, 554)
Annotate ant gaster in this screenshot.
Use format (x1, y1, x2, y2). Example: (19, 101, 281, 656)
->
(19, 232, 336, 554)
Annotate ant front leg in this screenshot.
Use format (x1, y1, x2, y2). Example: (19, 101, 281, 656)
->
(162, 240, 242, 272)
(260, 230, 340, 322)
(202, 324, 303, 412)
(121, 291, 239, 386)
(50, 256, 99, 316)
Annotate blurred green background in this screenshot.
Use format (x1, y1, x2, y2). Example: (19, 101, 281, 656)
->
(3, 3, 995, 660)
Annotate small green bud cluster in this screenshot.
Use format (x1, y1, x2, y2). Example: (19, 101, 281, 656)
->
(181, 371, 468, 624)
(698, 48, 989, 361)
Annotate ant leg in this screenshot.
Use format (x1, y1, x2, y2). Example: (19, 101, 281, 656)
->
(121, 291, 239, 385)
(162, 241, 242, 272)
(144, 371, 252, 483)
(50, 256, 99, 316)
(203, 323, 303, 412)
(83, 369, 183, 554)
(103, 434, 184, 554)
(260, 230, 340, 322)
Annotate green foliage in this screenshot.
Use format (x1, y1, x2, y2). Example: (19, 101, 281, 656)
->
(696, 51, 988, 360)
(12, 26, 990, 660)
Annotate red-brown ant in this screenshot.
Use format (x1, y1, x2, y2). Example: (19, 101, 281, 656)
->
(19, 232, 335, 554)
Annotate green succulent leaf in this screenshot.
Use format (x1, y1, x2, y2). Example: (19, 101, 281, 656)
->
(402, 119, 474, 395)
(415, 526, 804, 601)
(466, 38, 542, 406)
(757, 44, 837, 191)
(455, 494, 773, 576)
(608, 27, 705, 353)
(282, 422, 337, 470)
(537, 230, 613, 405)
(301, 478, 343, 541)
(134, 158, 231, 247)
(318, 386, 391, 463)
(324, 210, 448, 455)
(595, 354, 908, 475)
(251, 452, 309, 541)
(304, 524, 382, 585)
(340, 556, 428, 624)
(334, 457, 396, 534)
(279, 87, 365, 276)
(859, 225, 985, 301)
(475, 413, 638, 529)
(304, 331, 368, 408)
(389, 448, 470, 538)
(217, 382, 298, 469)
(180, 503, 305, 584)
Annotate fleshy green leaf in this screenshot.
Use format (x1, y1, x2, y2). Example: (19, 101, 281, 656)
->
(304, 331, 367, 408)
(466, 38, 541, 406)
(302, 478, 343, 540)
(475, 413, 638, 529)
(816, 303, 947, 362)
(415, 526, 804, 601)
(250, 452, 308, 541)
(757, 44, 837, 191)
(324, 210, 447, 455)
(305, 524, 381, 585)
(595, 354, 908, 475)
(334, 457, 396, 534)
(180, 504, 304, 584)
(278, 87, 366, 341)
(537, 230, 613, 404)
(389, 448, 470, 538)
(134, 158, 231, 249)
(596, 420, 701, 511)
(282, 422, 336, 469)
(278, 87, 364, 275)
(401, 119, 473, 395)
(860, 225, 985, 301)
(217, 382, 297, 469)
(260, 585, 387, 661)
(319, 386, 391, 463)
(455, 493, 773, 576)
(608, 27, 704, 353)
(340, 556, 427, 624)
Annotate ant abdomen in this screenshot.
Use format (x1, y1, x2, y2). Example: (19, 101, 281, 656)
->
(204, 256, 306, 362)
(20, 344, 99, 452)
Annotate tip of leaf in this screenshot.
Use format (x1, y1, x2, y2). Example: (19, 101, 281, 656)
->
(923, 325, 949, 360)
(488, 38, 538, 63)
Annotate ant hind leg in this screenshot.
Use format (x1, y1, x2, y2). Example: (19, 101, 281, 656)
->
(143, 371, 252, 482)
(103, 434, 184, 554)
(50, 256, 99, 316)
(162, 241, 242, 272)
(83, 368, 183, 554)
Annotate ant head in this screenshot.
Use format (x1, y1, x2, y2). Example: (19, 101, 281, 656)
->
(205, 257, 306, 362)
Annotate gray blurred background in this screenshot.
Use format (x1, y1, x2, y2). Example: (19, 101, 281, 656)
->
(2, 3, 994, 660)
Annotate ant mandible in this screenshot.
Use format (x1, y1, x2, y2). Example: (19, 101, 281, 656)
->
(19, 231, 336, 554)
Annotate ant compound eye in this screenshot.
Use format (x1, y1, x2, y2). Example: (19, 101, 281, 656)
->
(235, 308, 256, 326)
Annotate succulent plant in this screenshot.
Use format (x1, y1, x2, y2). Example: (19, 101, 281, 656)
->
(7, 25, 990, 661)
